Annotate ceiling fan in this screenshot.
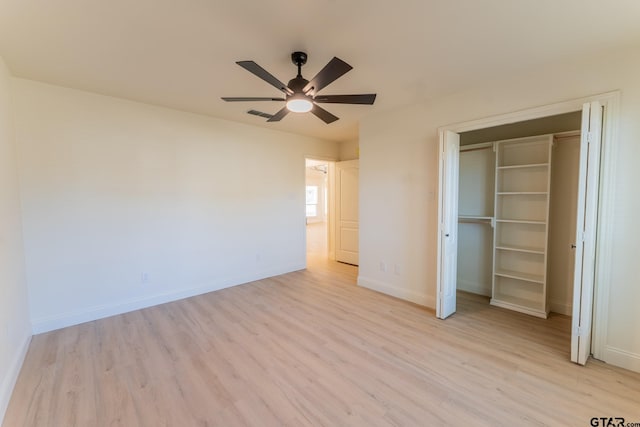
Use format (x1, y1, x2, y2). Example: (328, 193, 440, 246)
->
(222, 52, 376, 124)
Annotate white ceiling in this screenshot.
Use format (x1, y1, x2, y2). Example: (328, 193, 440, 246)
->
(0, 1, 639, 142)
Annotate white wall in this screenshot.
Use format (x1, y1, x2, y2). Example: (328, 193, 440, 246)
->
(339, 138, 359, 161)
(457, 221, 493, 296)
(12, 78, 339, 334)
(0, 57, 31, 423)
(359, 45, 640, 372)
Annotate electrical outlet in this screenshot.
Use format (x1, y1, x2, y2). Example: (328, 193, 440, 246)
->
(141, 272, 149, 283)
(379, 262, 386, 272)
(394, 264, 401, 275)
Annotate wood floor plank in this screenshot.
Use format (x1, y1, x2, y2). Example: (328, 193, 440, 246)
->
(4, 256, 640, 426)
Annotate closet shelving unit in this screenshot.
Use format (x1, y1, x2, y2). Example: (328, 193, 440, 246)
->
(491, 135, 553, 318)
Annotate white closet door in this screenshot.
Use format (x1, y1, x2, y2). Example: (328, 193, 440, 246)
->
(437, 131, 460, 319)
(335, 160, 359, 265)
(571, 101, 603, 365)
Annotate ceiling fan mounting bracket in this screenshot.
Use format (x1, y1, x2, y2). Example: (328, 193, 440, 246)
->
(291, 51, 308, 67)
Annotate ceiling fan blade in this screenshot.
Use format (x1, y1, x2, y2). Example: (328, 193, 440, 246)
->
(266, 106, 290, 122)
(311, 104, 339, 124)
(303, 57, 353, 96)
(236, 61, 293, 95)
(222, 97, 285, 102)
(247, 109, 274, 119)
(313, 94, 377, 105)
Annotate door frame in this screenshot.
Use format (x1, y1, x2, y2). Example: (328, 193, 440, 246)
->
(435, 91, 620, 362)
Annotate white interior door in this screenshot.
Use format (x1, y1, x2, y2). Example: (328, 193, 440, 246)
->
(571, 101, 603, 365)
(437, 131, 460, 319)
(335, 160, 359, 265)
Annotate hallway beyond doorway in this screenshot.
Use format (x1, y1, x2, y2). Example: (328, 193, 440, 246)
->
(306, 221, 328, 261)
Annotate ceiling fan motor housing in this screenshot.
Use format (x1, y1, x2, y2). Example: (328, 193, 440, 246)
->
(287, 76, 310, 94)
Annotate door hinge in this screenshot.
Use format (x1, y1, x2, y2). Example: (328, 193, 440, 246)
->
(587, 131, 593, 143)
(575, 326, 584, 337)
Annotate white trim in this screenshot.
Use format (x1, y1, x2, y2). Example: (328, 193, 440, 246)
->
(602, 346, 640, 373)
(436, 91, 620, 364)
(328, 161, 337, 260)
(591, 96, 619, 361)
(31, 263, 305, 334)
(0, 334, 31, 424)
(438, 92, 620, 134)
(358, 276, 435, 308)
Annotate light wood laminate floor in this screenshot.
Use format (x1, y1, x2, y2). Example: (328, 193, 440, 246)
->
(4, 257, 640, 426)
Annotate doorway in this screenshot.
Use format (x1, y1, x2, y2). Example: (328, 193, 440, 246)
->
(436, 93, 619, 365)
(305, 158, 330, 262)
(305, 157, 361, 269)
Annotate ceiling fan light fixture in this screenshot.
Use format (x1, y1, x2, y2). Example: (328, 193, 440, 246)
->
(286, 96, 313, 113)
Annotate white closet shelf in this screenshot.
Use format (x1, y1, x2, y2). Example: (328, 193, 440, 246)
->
(495, 219, 546, 225)
(495, 245, 545, 255)
(458, 215, 493, 220)
(497, 163, 549, 170)
(494, 269, 544, 284)
(496, 192, 548, 196)
(490, 297, 548, 318)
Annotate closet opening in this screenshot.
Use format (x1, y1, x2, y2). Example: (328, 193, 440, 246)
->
(436, 93, 619, 366)
(457, 112, 581, 319)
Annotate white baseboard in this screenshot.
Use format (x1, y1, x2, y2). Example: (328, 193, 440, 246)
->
(456, 279, 491, 297)
(549, 300, 572, 316)
(0, 333, 31, 425)
(357, 276, 435, 309)
(602, 345, 640, 373)
(31, 263, 305, 334)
